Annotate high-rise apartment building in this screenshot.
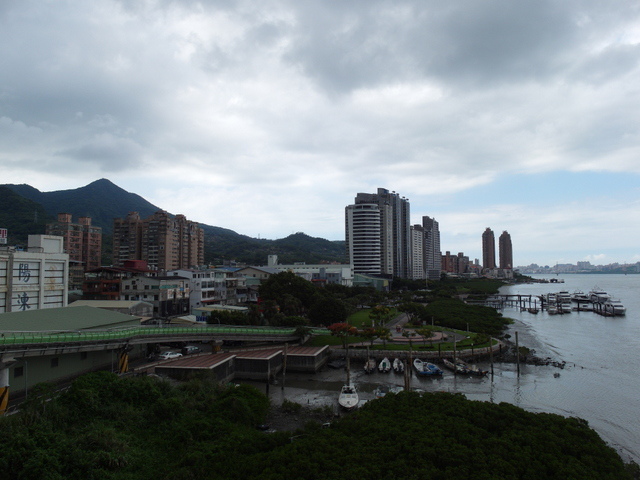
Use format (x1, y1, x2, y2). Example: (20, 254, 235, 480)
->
(499, 230, 513, 269)
(410, 225, 425, 280)
(422, 216, 442, 280)
(345, 188, 410, 278)
(345, 203, 386, 275)
(46, 213, 102, 271)
(113, 212, 144, 267)
(113, 210, 204, 272)
(482, 227, 496, 270)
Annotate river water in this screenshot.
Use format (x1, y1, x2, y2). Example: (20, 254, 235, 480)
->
(258, 274, 639, 463)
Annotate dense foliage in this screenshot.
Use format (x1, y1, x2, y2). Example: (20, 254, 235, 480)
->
(422, 298, 512, 336)
(0, 186, 53, 245)
(0, 373, 631, 480)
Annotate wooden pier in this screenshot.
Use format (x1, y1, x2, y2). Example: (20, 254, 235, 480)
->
(467, 294, 539, 310)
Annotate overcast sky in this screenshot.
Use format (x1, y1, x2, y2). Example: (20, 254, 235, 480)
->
(2, 1, 640, 267)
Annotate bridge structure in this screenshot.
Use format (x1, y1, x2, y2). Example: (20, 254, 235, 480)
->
(0, 325, 329, 413)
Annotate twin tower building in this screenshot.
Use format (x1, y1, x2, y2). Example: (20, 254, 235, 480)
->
(345, 188, 441, 280)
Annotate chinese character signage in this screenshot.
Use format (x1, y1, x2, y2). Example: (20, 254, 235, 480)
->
(0, 228, 6, 244)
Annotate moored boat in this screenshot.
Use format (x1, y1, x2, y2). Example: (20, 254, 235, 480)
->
(338, 384, 359, 411)
(392, 357, 404, 374)
(603, 298, 626, 315)
(413, 358, 442, 376)
(443, 358, 469, 374)
(373, 385, 389, 398)
(457, 358, 488, 377)
(559, 303, 573, 314)
(364, 358, 377, 374)
(589, 286, 609, 303)
(378, 357, 391, 373)
(571, 289, 590, 303)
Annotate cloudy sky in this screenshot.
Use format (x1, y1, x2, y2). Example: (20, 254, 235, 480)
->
(2, 1, 640, 267)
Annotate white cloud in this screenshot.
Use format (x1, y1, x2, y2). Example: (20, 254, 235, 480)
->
(2, 0, 640, 265)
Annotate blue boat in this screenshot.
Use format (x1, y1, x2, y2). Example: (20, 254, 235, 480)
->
(413, 358, 443, 376)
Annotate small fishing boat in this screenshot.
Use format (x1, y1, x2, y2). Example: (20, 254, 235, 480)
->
(378, 357, 391, 373)
(364, 358, 377, 374)
(373, 385, 389, 398)
(457, 359, 488, 377)
(392, 358, 405, 374)
(443, 358, 469, 374)
(338, 384, 359, 411)
(413, 358, 443, 376)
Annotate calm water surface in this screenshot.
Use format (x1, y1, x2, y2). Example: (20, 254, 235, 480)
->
(261, 274, 639, 463)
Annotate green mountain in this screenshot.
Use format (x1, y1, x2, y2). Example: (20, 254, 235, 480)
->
(0, 186, 54, 245)
(1, 179, 346, 265)
(3, 179, 158, 235)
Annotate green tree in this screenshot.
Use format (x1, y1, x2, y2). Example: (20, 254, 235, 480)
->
(327, 322, 358, 349)
(398, 302, 426, 325)
(259, 271, 317, 313)
(307, 295, 348, 326)
(369, 304, 393, 327)
(416, 326, 434, 348)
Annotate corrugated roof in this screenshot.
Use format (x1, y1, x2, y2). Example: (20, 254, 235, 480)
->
(158, 352, 236, 369)
(0, 306, 141, 332)
(69, 300, 152, 309)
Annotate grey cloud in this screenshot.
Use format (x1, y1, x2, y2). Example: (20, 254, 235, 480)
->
(58, 134, 144, 172)
(282, 1, 638, 93)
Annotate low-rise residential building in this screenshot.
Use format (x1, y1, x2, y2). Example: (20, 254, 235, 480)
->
(120, 275, 190, 318)
(238, 256, 354, 287)
(0, 235, 69, 313)
(169, 267, 251, 312)
(82, 260, 154, 301)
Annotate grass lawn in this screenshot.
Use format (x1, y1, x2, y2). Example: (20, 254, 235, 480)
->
(305, 327, 496, 352)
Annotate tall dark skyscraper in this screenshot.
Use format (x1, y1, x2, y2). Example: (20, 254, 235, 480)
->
(482, 227, 496, 270)
(499, 230, 513, 269)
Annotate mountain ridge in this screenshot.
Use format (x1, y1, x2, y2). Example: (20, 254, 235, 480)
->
(1, 179, 346, 265)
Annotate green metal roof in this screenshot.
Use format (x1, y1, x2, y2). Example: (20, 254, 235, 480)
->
(0, 306, 141, 332)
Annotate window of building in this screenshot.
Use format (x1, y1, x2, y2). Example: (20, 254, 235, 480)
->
(51, 358, 59, 368)
(14, 366, 24, 378)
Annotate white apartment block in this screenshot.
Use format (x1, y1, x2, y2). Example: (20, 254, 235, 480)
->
(0, 235, 69, 313)
(169, 268, 249, 312)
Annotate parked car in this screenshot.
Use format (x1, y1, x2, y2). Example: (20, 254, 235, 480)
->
(181, 345, 201, 355)
(158, 351, 182, 360)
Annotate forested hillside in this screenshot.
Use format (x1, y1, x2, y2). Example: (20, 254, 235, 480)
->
(0, 372, 632, 480)
(1, 180, 346, 265)
(0, 186, 53, 244)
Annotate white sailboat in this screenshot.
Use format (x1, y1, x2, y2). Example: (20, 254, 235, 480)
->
(339, 348, 359, 411)
(338, 383, 359, 411)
